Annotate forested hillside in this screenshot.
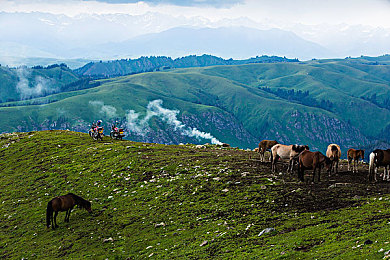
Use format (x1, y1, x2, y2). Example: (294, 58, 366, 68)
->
(1, 55, 390, 152)
(75, 55, 298, 78)
(0, 64, 83, 103)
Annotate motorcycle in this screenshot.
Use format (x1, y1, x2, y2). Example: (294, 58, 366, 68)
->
(110, 123, 125, 140)
(89, 123, 104, 141)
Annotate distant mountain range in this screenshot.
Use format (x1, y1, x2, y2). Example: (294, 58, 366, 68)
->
(1, 11, 389, 63)
(88, 27, 331, 60)
(1, 55, 390, 153)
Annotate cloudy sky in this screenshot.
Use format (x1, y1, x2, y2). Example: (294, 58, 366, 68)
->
(2, 0, 390, 27)
(1, 0, 390, 60)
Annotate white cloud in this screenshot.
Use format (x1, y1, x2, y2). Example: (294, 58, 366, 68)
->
(1, 0, 390, 28)
(1, 0, 390, 59)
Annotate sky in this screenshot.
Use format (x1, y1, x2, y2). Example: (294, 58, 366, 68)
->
(1, 0, 390, 60)
(1, 0, 390, 28)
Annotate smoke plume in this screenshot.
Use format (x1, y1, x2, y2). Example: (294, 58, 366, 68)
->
(16, 67, 56, 100)
(126, 99, 222, 145)
(89, 100, 118, 118)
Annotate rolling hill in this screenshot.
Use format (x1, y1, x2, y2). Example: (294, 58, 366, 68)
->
(1, 56, 390, 152)
(0, 64, 82, 103)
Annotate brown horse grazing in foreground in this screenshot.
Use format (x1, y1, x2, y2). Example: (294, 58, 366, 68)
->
(271, 144, 309, 173)
(298, 150, 332, 182)
(326, 144, 341, 174)
(369, 149, 390, 182)
(347, 149, 365, 173)
(257, 140, 278, 162)
(46, 193, 92, 229)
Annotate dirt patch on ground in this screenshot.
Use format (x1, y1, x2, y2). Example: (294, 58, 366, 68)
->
(223, 150, 390, 213)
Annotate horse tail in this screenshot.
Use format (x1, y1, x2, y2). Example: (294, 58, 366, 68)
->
(369, 152, 376, 176)
(46, 200, 53, 228)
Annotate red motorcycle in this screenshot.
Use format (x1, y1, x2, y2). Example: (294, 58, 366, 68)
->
(110, 123, 125, 140)
(89, 121, 104, 141)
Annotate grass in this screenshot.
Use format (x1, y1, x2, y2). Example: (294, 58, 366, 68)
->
(1, 130, 390, 259)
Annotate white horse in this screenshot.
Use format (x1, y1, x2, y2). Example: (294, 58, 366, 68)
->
(271, 144, 309, 173)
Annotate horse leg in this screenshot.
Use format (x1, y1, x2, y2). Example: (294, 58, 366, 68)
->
(335, 160, 339, 174)
(317, 165, 321, 183)
(54, 211, 59, 228)
(50, 211, 54, 229)
(67, 208, 73, 222)
(348, 158, 351, 171)
(271, 155, 276, 173)
(312, 166, 316, 183)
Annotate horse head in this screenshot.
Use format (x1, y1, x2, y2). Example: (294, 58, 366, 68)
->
(84, 201, 92, 213)
(292, 145, 309, 153)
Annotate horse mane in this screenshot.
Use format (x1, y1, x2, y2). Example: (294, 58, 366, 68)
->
(67, 193, 90, 207)
(292, 145, 309, 153)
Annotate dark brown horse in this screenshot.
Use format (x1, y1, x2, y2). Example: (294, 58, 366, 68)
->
(369, 149, 390, 182)
(298, 150, 331, 182)
(257, 140, 278, 162)
(347, 148, 365, 173)
(46, 193, 92, 229)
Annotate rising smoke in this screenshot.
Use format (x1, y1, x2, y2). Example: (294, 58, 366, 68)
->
(126, 99, 222, 145)
(16, 67, 56, 100)
(89, 100, 117, 118)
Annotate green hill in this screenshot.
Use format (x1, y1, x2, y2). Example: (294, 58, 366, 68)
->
(75, 54, 299, 78)
(1, 130, 390, 259)
(0, 64, 82, 103)
(1, 56, 390, 151)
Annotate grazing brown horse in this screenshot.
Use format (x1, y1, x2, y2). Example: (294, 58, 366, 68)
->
(257, 140, 278, 162)
(326, 144, 341, 174)
(347, 149, 365, 173)
(271, 144, 309, 173)
(298, 150, 332, 182)
(46, 193, 92, 229)
(369, 149, 390, 182)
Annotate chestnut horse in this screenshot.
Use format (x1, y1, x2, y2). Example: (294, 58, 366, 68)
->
(369, 149, 390, 182)
(46, 193, 92, 229)
(326, 144, 341, 174)
(257, 140, 278, 162)
(347, 149, 365, 173)
(298, 150, 332, 182)
(271, 144, 309, 173)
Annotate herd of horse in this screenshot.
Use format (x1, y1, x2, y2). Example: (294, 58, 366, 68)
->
(45, 139, 389, 230)
(257, 139, 389, 183)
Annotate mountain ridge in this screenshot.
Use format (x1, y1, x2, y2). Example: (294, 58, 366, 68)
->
(2, 56, 390, 152)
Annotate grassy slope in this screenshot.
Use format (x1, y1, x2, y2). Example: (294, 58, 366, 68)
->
(1, 131, 390, 259)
